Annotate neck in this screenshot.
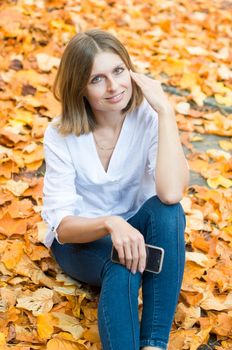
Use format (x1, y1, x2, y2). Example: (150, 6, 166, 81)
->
(93, 110, 126, 131)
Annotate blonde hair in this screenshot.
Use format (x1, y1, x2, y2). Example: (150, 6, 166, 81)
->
(53, 29, 144, 136)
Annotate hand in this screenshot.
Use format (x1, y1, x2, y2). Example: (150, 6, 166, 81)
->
(130, 70, 172, 115)
(105, 216, 147, 274)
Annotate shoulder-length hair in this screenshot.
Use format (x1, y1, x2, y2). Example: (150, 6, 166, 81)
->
(53, 29, 144, 136)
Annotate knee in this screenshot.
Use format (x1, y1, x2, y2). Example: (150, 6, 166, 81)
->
(142, 195, 186, 230)
(143, 195, 183, 214)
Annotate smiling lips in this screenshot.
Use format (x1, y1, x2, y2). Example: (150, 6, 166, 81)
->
(105, 91, 125, 102)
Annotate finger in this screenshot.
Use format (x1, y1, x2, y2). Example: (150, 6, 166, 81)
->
(129, 70, 143, 80)
(124, 244, 133, 270)
(117, 246, 125, 265)
(130, 241, 139, 274)
(130, 70, 147, 87)
(130, 70, 157, 84)
(138, 241, 147, 273)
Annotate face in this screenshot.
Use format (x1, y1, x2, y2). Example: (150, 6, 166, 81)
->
(84, 51, 133, 115)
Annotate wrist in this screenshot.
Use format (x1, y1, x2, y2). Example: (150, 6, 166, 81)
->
(104, 215, 123, 233)
(157, 105, 175, 118)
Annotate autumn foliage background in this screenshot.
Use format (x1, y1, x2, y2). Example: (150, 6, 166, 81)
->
(0, 0, 231, 349)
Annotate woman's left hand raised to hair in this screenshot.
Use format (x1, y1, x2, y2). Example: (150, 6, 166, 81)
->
(129, 70, 172, 116)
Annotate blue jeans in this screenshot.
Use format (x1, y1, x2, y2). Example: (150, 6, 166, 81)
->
(51, 195, 186, 350)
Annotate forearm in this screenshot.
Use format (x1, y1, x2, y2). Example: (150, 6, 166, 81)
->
(56, 215, 116, 244)
(155, 107, 189, 203)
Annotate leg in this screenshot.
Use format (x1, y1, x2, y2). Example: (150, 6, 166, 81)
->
(51, 235, 142, 350)
(98, 260, 142, 350)
(127, 195, 186, 350)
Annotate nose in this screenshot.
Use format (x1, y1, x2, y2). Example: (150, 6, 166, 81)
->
(107, 75, 118, 91)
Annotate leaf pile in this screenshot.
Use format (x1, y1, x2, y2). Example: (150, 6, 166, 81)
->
(0, 0, 231, 349)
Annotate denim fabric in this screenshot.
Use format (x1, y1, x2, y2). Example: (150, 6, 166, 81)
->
(50, 195, 186, 350)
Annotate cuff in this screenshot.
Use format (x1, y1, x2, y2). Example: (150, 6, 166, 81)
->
(51, 225, 64, 245)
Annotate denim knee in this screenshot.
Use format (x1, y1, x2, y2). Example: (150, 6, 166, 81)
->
(142, 195, 185, 225)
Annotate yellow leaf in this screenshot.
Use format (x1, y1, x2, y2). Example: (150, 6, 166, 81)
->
(36, 53, 60, 72)
(47, 338, 85, 350)
(175, 102, 190, 115)
(190, 136, 203, 142)
(16, 288, 54, 316)
(10, 110, 33, 126)
(215, 93, 232, 107)
(189, 326, 211, 350)
(0, 332, 6, 346)
(191, 85, 207, 106)
(218, 65, 232, 80)
(186, 46, 208, 55)
(36, 220, 49, 243)
(53, 285, 79, 296)
(83, 325, 100, 343)
(37, 313, 54, 339)
(206, 148, 231, 161)
(175, 303, 201, 329)
(207, 176, 232, 189)
(52, 312, 84, 339)
(1, 241, 24, 270)
(4, 179, 29, 196)
(179, 72, 197, 90)
(185, 252, 210, 267)
(219, 140, 232, 151)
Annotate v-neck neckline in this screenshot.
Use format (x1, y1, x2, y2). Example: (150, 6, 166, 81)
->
(90, 112, 130, 177)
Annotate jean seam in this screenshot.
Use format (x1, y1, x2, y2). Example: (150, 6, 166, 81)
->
(174, 205, 181, 305)
(128, 272, 137, 350)
(101, 279, 114, 350)
(139, 208, 160, 342)
(150, 213, 160, 338)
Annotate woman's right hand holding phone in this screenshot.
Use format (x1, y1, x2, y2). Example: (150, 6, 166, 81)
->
(105, 216, 147, 274)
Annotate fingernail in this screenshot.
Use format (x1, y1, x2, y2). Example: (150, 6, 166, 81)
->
(139, 268, 144, 273)
(132, 270, 136, 274)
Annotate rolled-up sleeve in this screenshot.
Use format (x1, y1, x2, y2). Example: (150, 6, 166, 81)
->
(41, 124, 83, 248)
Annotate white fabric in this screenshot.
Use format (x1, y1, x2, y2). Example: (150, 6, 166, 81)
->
(41, 99, 160, 248)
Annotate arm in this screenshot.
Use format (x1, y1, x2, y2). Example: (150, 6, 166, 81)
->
(56, 215, 111, 243)
(130, 70, 189, 204)
(155, 106, 189, 204)
(56, 214, 147, 274)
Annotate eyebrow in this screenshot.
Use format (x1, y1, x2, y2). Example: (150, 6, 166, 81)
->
(90, 63, 125, 79)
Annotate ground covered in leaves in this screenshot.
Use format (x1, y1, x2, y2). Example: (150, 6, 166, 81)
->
(0, 0, 231, 349)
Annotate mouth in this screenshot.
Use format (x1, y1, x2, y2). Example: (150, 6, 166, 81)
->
(105, 91, 125, 100)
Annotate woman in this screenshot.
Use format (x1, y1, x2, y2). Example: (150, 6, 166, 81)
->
(41, 28, 189, 350)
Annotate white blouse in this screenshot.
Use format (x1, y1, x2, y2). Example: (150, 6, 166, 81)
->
(41, 98, 159, 248)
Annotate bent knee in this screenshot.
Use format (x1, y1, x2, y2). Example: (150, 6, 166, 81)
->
(143, 195, 183, 214)
(142, 196, 186, 229)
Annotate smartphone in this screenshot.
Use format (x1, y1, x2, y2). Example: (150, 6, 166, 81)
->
(111, 243, 164, 274)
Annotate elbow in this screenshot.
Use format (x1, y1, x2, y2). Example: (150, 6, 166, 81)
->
(158, 193, 183, 205)
(55, 216, 74, 244)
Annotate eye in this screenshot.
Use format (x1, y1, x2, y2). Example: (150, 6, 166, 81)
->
(115, 67, 125, 74)
(91, 76, 102, 84)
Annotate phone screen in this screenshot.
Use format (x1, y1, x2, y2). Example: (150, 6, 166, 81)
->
(111, 244, 164, 274)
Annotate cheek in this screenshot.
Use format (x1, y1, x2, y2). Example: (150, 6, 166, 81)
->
(86, 88, 104, 102)
(122, 73, 132, 89)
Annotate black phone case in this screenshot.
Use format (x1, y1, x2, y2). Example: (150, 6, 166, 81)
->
(111, 244, 164, 274)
